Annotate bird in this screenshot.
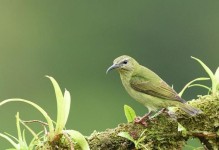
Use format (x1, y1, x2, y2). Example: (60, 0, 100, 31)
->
(106, 55, 202, 124)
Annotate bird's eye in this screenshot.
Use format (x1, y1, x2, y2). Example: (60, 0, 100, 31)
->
(123, 60, 128, 64)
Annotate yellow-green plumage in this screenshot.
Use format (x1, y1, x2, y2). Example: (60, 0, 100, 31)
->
(107, 55, 201, 116)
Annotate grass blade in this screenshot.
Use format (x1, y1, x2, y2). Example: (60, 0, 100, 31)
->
(178, 77, 209, 97)
(0, 133, 18, 149)
(188, 84, 211, 91)
(4, 132, 19, 143)
(16, 113, 23, 145)
(191, 56, 218, 95)
(0, 99, 54, 134)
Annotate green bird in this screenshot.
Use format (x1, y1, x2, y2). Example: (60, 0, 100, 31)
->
(107, 55, 201, 123)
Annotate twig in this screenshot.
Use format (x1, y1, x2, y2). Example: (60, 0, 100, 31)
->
(22, 120, 48, 126)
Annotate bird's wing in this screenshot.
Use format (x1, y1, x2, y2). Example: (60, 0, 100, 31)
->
(130, 75, 185, 103)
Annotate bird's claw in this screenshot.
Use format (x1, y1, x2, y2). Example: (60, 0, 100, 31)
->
(134, 116, 149, 126)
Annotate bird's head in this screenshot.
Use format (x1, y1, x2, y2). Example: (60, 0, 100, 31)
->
(106, 55, 139, 74)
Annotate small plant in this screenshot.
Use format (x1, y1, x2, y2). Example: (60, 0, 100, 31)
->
(0, 76, 90, 150)
(118, 105, 147, 149)
(191, 57, 219, 95)
(0, 112, 39, 150)
(118, 130, 148, 149)
(179, 56, 219, 97)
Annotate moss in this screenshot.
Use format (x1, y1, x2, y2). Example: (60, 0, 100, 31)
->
(87, 94, 219, 150)
(177, 95, 219, 132)
(88, 114, 186, 149)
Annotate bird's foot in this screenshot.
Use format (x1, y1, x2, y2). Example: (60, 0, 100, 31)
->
(134, 112, 152, 126)
(149, 108, 177, 120)
(166, 110, 177, 120)
(134, 116, 148, 126)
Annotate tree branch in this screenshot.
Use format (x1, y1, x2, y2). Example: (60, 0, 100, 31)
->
(86, 95, 219, 150)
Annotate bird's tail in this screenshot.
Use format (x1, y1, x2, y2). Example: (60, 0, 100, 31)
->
(178, 103, 202, 116)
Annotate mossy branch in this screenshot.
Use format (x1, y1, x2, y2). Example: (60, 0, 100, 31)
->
(86, 95, 219, 150)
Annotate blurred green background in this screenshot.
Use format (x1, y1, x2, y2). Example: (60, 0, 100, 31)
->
(0, 0, 218, 149)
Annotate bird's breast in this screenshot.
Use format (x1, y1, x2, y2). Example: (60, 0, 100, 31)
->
(120, 76, 147, 104)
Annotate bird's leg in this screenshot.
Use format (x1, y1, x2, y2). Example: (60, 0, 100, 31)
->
(150, 108, 167, 119)
(134, 111, 153, 126)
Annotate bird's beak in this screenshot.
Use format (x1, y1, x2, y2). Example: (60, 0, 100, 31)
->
(106, 64, 120, 74)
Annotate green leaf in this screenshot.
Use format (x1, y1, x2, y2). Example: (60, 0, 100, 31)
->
(215, 67, 219, 91)
(65, 130, 90, 150)
(215, 67, 219, 82)
(0, 133, 18, 149)
(191, 56, 218, 95)
(46, 76, 65, 134)
(118, 132, 135, 143)
(4, 133, 19, 142)
(178, 77, 209, 97)
(22, 130, 27, 147)
(63, 89, 71, 129)
(136, 136, 146, 144)
(16, 112, 28, 149)
(178, 123, 187, 137)
(124, 105, 136, 123)
(139, 129, 147, 138)
(16, 113, 22, 145)
(0, 99, 54, 136)
(188, 84, 211, 92)
(184, 138, 203, 150)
